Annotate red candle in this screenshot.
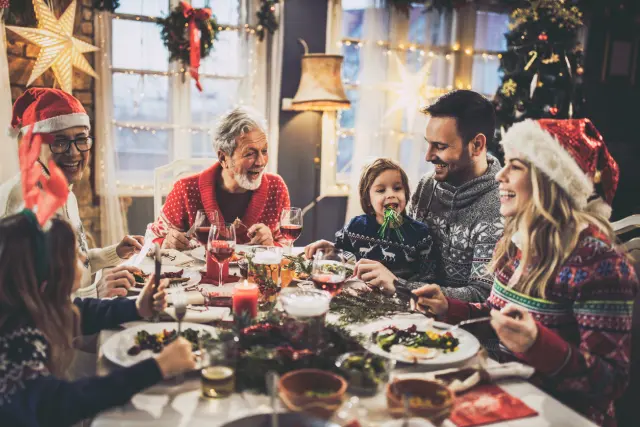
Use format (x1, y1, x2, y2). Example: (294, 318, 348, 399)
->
(232, 280, 258, 319)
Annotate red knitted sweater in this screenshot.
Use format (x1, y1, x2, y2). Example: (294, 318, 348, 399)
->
(446, 225, 637, 427)
(149, 162, 291, 245)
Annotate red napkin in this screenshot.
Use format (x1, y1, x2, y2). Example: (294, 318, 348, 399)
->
(199, 272, 242, 285)
(450, 384, 537, 427)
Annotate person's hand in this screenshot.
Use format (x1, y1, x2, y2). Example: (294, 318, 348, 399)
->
(162, 228, 191, 251)
(304, 240, 335, 259)
(154, 337, 197, 379)
(97, 265, 140, 298)
(136, 275, 168, 319)
(490, 303, 538, 354)
(353, 259, 396, 296)
(411, 284, 448, 318)
(343, 280, 371, 296)
(116, 235, 144, 259)
(248, 223, 274, 246)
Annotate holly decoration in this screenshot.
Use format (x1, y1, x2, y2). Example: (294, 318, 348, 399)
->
(257, 0, 279, 41)
(378, 207, 405, 242)
(158, 3, 219, 71)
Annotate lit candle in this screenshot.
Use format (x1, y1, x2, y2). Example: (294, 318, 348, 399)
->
(232, 280, 258, 319)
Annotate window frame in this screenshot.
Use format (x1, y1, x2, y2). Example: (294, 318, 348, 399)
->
(322, 0, 510, 197)
(95, 0, 273, 197)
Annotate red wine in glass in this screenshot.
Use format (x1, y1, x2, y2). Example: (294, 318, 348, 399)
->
(195, 227, 210, 246)
(209, 243, 235, 263)
(280, 224, 302, 242)
(311, 273, 346, 296)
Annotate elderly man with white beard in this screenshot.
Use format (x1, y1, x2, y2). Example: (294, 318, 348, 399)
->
(149, 106, 291, 248)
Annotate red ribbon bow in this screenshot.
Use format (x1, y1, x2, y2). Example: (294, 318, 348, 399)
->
(181, 1, 212, 92)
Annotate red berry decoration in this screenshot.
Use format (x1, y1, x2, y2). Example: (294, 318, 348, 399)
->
(538, 32, 548, 41)
(549, 106, 559, 115)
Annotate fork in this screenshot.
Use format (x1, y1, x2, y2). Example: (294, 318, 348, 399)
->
(171, 285, 188, 336)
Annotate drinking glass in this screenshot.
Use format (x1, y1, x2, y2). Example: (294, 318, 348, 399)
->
(193, 210, 219, 246)
(279, 208, 303, 253)
(246, 246, 283, 304)
(208, 223, 236, 286)
(199, 332, 238, 399)
(309, 248, 347, 297)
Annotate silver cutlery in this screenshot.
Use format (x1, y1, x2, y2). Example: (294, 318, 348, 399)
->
(266, 371, 279, 427)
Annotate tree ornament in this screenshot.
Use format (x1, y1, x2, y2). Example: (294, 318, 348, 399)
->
(576, 66, 584, 75)
(158, 2, 218, 92)
(256, 0, 279, 41)
(501, 79, 518, 97)
(548, 106, 559, 115)
(542, 53, 560, 64)
(538, 32, 548, 41)
(5, 0, 99, 94)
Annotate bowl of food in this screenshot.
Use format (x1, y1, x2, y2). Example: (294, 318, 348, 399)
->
(279, 369, 348, 420)
(335, 352, 395, 396)
(386, 379, 454, 425)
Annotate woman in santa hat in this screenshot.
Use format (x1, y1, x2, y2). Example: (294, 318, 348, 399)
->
(413, 119, 636, 427)
(0, 88, 144, 299)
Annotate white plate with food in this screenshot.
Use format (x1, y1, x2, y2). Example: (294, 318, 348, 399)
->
(102, 322, 217, 367)
(188, 245, 248, 265)
(352, 316, 480, 367)
(131, 266, 201, 293)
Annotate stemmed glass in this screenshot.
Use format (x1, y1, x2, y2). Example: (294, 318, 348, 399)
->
(192, 210, 219, 246)
(279, 207, 303, 253)
(309, 248, 347, 297)
(208, 223, 236, 285)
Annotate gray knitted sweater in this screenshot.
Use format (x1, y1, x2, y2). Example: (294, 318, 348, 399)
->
(401, 155, 504, 302)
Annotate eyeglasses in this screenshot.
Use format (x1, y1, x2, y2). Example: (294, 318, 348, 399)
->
(49, 136, 93, 154)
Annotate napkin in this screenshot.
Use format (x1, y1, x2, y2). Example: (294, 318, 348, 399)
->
(450, 384, 537, 427)
(163, 306, 231, 323)
(158, 249, 195, 267)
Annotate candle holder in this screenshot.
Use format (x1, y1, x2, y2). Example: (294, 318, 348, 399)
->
(279, 288, 331, 349)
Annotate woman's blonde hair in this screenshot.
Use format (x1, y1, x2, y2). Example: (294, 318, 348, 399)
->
(491, 162, 616, 298)
(0, 215, 80, 377)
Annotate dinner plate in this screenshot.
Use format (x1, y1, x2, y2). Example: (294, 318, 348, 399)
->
(102, 322, 217, 367)
(221, 413, 340, 427)
(351, 316, 480, 367)
(189, 245, 250, 265)
(130, 266, 201, 293)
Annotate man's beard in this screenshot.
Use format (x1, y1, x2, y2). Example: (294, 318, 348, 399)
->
(233, 169, 264, 190)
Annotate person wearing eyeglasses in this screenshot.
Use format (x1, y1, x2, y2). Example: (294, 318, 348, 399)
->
(0, 88, 144, 299)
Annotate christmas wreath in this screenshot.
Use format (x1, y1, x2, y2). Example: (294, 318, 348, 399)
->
(158, 1, 218, 91)
(257, 0, 279, 41)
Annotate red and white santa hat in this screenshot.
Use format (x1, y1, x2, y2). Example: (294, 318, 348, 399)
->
(9, 87, 90, 137)
(500, 118, 619, 219)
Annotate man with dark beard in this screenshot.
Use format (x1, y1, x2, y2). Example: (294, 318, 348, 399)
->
(354, 90, 502, 302)
(149, 106, 290, 248)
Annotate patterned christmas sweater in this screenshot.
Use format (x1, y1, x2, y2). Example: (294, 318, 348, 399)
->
(445, 225, 637, 427)
(408, 155, 503, 302)
(149, 162, 291, 246)
(0, 298, 163, 427)
(334, 214, 436, 281)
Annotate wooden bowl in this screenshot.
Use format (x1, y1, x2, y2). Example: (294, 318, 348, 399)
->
(386, 379, 454, 425)
(279, 369, 348, 420)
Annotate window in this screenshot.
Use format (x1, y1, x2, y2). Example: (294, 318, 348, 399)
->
(324, 1, 510, 202)
(103, 0, 265, 195)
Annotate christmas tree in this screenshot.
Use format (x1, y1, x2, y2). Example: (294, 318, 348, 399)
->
(493, 0, 585, 136)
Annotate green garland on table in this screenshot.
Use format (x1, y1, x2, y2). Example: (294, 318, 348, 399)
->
(330, 291, 408, 325)
(215, 313, 365, 393)
(158, 3, 219, 66)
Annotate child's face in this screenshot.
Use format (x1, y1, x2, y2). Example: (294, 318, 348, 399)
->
(368, 169, 406, 223)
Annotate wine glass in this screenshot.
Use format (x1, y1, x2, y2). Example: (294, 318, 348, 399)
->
(309, 248, 347, 297)
(208, 223, 236, 286)
(193, 210, 219, 246)
(279, 207, 303, 253)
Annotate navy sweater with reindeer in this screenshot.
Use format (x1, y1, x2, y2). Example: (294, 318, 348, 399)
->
(335, 214, 436, 281)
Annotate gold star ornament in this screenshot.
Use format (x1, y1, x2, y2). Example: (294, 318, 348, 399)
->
(6, 0, 98, 94)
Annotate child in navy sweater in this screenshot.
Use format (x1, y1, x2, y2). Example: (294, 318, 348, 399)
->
(0, 213, 196, 427)
(305, 158, 435, 296)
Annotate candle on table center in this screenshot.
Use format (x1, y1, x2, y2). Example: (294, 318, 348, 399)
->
(232, 280, 259, 319)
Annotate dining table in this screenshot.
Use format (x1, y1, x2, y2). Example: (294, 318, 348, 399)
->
(90, 248, 597, 427)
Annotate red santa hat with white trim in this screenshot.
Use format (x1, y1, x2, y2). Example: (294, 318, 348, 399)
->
(8, 87, 90, 137)
(500, 118, 619, 219)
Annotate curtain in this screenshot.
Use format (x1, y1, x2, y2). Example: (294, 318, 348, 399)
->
(0, 11, 18, 183)
(95, 12, 127, 245)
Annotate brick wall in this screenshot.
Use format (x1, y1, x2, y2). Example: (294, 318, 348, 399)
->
(6, 0, 102, 247)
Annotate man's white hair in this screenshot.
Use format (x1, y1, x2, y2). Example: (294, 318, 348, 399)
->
(213, 106, 267, 156)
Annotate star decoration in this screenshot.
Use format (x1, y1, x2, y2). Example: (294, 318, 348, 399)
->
(6, 0, 98, 94)
(501, 79, 517, 97)
(542, 53, 560, 64)
(382, 54, 437, 128)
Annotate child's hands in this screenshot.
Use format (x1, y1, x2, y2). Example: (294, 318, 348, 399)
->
(304, 240, 334, 259)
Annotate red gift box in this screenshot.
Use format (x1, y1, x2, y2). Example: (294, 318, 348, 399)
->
(450, 384, 537, 427)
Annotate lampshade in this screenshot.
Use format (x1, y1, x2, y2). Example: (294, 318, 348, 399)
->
(290, 41, 351, 111)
